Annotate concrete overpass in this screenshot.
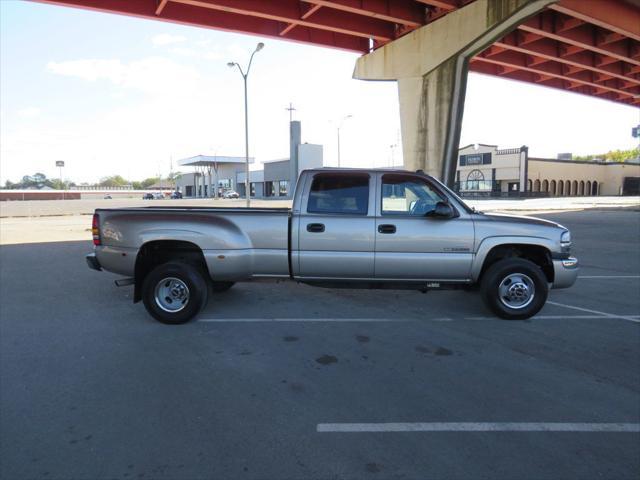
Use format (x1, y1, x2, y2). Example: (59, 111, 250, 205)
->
(33, 0, 640, 185)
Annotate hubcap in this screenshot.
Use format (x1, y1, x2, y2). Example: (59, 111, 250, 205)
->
(498, 273, 535, 310)
(154, 277, 190, 313)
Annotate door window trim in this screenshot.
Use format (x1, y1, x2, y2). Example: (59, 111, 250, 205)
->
(378, 173, 448, 218)
(305, 172, 372, 216)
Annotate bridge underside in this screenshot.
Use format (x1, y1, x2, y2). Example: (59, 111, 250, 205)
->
(34, 0, 640, 183)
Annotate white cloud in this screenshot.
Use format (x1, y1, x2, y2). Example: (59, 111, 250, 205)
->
(151, 33, 187, 46)
(17, 107, 41, 118)
(47, 57, 202, 94)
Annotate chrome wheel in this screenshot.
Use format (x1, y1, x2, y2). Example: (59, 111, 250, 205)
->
(498, 273, 535, 310)
(154, 277, 190, 313)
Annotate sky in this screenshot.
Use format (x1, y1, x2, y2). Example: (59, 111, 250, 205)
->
(1, 0, 638, 185)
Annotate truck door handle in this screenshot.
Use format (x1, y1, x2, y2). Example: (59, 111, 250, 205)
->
(378, 224, 396, 234)
(307, 223, 325, 233)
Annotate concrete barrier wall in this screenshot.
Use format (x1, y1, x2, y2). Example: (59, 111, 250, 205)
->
(0, 191, 81, 201)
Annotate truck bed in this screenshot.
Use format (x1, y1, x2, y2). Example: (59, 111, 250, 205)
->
(94, 206, 292, 279)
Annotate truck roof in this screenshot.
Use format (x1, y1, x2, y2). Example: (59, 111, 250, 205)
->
(302, 167, 432, 176)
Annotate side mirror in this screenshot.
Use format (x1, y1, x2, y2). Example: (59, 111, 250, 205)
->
(429, 201, 455, 219)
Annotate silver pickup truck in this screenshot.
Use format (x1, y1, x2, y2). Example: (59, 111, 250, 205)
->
(87, 168, 578, 324)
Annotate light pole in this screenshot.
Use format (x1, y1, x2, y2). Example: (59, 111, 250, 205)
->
(228, 42, 264, 207)
(336, 114, 352, 168)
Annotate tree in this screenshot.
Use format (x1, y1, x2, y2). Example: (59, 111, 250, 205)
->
(141, 177, 160, 188)
(167, 171, 183, 182)
(99, 175, 128, 188)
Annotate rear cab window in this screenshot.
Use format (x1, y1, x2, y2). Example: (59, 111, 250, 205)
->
(307, 174, 369, 215)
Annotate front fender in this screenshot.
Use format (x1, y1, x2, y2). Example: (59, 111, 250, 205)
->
(471, 236, 556, 282)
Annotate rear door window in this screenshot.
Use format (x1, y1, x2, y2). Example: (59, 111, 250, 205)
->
(307, 174, 369, 215)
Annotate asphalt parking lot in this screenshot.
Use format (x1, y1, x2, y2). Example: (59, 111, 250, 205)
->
(1, 209, 639, 479)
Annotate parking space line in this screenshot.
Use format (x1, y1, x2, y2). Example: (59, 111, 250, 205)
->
(316, 422, 640, 433)
(578, 275, 640, 279)
(547, 301, 640, 323)
(199, 314, 640, 323)
(198, 318, 440, 323)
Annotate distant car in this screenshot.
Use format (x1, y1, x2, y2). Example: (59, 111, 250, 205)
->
(170, 191, 183, 199)
(153, 192, 164, 200)
(223, 190, 240, 199)
(142, 193, 154, 200)
(103, 194, 112, 199)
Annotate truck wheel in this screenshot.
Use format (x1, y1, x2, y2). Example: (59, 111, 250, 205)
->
(142, 262, 208, 325)
(480, 258, 548, 320)
(210, 281, 235, 293)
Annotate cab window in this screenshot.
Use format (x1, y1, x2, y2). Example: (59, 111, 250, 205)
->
(381, 174, 444, 216)
(307, 174, 369, 215)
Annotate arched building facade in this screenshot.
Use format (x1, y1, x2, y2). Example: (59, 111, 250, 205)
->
(456, 144, 640, 197)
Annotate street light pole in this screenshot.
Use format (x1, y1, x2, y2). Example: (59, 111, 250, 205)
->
(228, 42, 264, 207)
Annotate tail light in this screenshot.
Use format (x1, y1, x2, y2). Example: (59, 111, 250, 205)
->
(92, 213, 101, 245)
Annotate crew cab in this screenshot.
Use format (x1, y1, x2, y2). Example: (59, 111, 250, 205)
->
(87, 169, 578, 324)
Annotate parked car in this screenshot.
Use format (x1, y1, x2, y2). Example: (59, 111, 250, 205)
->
(142, 193, 154, 200)
(153, 192, 164, 200)
(170, 191, 183, 199)
(222, 190, 240, 199)
(87, 168, 578, 324)
(103, 194, 112, 199)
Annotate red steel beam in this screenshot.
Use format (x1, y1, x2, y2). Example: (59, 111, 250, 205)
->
(168, 0, 395, 41)
(519, 11, 640, 66)
(304, 0, 425, 27)
(33, 0, 370, 52)
(474, 51, 637, 100)
(550, 0, 640, 42)
(494, 31, 640, 86)
(280, 3, 322, 36)
(415, 0, 457, 11)
(470, 59, 639, 106)
(156, 0, 169, 15)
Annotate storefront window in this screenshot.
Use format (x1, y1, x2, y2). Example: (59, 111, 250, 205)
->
(279, 181, 288, 196)
(265, 181, 274, 197)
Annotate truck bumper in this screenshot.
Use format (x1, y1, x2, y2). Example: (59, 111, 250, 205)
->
(86, 252, 102, 271)
(552, 257, 578, 289)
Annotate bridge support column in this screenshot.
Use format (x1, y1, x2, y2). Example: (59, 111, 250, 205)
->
(354, 0, 556, 186)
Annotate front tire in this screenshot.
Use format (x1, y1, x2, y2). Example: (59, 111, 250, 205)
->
(480, 258, 548, 320)
(142, 262, 208, 324)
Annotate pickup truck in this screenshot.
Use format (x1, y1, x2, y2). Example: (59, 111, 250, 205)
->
(86, 168, 578, 324)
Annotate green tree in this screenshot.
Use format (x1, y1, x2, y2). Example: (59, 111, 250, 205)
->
(141, 177, 160, 188)
(99, 175, 128, 188)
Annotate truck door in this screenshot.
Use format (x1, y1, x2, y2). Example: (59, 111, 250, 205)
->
(296, 172, 375, 278)
(374, 173, 474, 280)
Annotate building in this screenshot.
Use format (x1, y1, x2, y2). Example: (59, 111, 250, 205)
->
(456, 144, 640, 197)
(176, 120, 323, 199)
(176, 155, 253, 198)
(237, 143, 323, 198)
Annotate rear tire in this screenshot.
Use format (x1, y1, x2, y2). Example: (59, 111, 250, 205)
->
(210, 281, 235, 293)
(480, 258, 548, 320)
(142, 262, 208, 324)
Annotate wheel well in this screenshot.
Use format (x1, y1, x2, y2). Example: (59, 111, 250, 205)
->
(134, 240, 209, 303)
(480, 244, 553, 283)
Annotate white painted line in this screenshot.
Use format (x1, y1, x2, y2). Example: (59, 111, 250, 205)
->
(547, 301, 640, 323)
(316, 422, 640, 433)
(465, 315, 640, 321)
(199, 318, 420, 323)
(578, 275, 640, 279)
(199, 314, 640, 323)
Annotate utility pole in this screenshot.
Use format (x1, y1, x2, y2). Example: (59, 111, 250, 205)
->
(286, 102, 296, 123)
